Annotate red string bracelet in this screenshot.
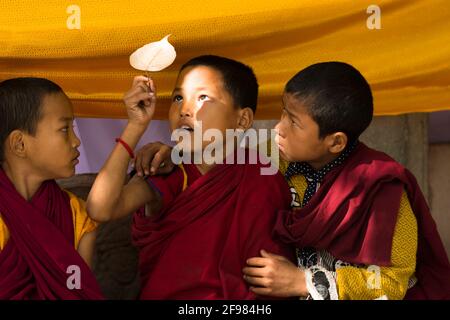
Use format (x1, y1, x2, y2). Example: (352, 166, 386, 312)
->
(115, 138, 135, 159)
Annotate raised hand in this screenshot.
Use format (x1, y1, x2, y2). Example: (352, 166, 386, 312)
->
(123, 75, 157, 129)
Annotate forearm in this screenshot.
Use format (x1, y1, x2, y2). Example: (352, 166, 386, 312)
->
(87, 122, 147, 222)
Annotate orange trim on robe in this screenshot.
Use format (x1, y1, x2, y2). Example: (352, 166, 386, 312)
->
(0, 190, 97, 251)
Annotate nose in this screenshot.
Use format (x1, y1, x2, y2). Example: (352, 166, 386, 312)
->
(274, 121, 284, 138)
(180, 101, 194, 118)
(71, 128, 81, 148)
(275, 111, 288, 137)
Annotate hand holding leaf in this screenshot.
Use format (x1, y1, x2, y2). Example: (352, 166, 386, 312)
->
(123, 76, 156, 129)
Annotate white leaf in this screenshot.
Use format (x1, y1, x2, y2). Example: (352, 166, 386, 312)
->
(129, 34, 176, 72)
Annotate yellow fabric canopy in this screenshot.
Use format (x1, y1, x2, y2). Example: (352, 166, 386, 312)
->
(1, 0, 449, 119)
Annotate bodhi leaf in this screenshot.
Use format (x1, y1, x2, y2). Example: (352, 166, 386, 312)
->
(129, 34, 176, 72)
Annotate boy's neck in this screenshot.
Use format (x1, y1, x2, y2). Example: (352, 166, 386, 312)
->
(192, 143, 237, 175)
(1, 161, 44, 201)
(308, 152, 341, 171)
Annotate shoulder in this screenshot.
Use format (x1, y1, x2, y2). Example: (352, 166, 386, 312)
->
(355, 143, 404, 168)
(348, 143, 407, 181)
(145, 164, 186, 193)
(236, 149, 286, 182)
(239, 155, 291, 207)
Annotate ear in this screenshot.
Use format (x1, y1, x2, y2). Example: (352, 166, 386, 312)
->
(7, 130, 28, 158)
(326, 132, 348, 154)
(237, 107, 254, 131)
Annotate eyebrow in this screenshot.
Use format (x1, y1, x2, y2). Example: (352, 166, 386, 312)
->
(59, 116, 74, 122)
(173, 86, 209, 92)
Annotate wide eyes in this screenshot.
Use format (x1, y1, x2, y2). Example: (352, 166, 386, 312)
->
(173, 95, 183, 102)
(172, 94, 209, 103)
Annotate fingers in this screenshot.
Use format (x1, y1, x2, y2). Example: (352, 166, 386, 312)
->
(249, 287, 272, 296)
(134, 142, 175, 176)
(150, 151, 163, 175)
(148, 77, 156, 93)
(124, 90, 153, 108)
(260, 249, 288, 261)
(134, 149, 144, 176)
(243, 275, 268, 287)
(242, 266, 266, 277)
(135, 145, 157, 176)
(135, 142, 171, 176)
(141, 146, 158, 176)
(135, 82, 150, 93)
(155, 146, 175, 174)
(140, 93, 155, 107)
(246, 257, 269, 267)
(126, 77, 155, 107)
(132, 76, 155, 95)
(132, 75, 151, 88)
(150, 145, 172, 174)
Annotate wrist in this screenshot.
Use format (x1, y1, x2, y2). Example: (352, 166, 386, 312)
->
(126, 121, 149, 135)
(295, 269, 308, 297)
(115, 138, 135, 159)
(117, 123, 146, 155)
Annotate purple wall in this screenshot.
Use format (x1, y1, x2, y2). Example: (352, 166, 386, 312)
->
(74, 119, 173, 174)
(75, 111, 450, 174)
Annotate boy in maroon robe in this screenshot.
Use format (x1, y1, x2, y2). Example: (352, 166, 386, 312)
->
(135, 62, 450, 299)
(87, 55, 293, 299)
(242, 62, 450, 300)
(0, 78, 103, 299)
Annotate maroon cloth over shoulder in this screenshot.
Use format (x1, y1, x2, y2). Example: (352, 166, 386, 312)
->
(0, 168, 103, 300)
(132, 151, 294, 299)
(274, 143, 450, 299)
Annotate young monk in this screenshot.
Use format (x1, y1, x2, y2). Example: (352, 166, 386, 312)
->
(135, 62, 450, 300)
(0, 78, 103, 299)
(86, 55, 293, 299)
(242, 62, 450, 300)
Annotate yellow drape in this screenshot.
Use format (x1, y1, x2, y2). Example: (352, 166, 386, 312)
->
(1, 0, 449, 119)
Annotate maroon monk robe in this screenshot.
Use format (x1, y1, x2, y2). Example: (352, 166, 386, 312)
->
(275, 142, 450, 299)
(0, 168, 103, 300)
(132, 151, 293, 299)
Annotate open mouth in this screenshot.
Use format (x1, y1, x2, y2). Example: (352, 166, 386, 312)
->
(179, 125, 194, 132)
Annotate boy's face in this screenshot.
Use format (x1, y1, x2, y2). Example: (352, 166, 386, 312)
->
(275, 93, 330, 165)
(168, 65, 242, 152)
(25, 93, 80, 179)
